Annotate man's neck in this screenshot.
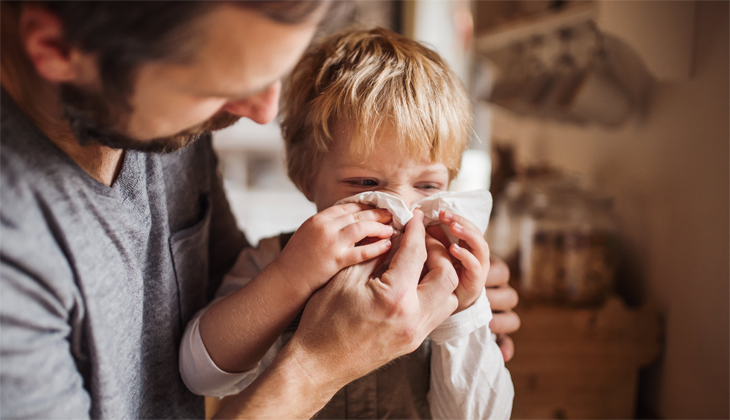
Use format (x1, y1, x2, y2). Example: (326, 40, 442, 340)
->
(0, 14, 125, 186)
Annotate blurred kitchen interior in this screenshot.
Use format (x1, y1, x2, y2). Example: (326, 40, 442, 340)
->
(212, 1, 729, 419)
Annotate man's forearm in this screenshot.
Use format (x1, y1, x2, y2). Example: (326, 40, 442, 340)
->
(213, 342, 339, 419)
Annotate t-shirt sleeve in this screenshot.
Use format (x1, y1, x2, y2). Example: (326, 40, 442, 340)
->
(0, 232, 91, 418)
(427, 289, 514, 419)
(179, 236, 283, 397)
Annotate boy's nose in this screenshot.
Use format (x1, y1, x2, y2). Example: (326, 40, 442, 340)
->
(221, 81, 281, 124)
(380, 189, 414, 209)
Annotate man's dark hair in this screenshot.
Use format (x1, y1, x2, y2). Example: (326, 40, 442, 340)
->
(39, 1, 327, 101)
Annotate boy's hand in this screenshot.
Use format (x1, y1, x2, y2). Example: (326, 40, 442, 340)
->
(426, 211, 490, 313)
(275, 203, 394, 295)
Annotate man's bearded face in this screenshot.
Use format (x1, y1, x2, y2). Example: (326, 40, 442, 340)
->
(60, 83, 241, 153)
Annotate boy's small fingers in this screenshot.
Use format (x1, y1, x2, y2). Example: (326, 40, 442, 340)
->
(450, 243, 483, 283)
(449, 221, 489, 262)
(441, 212, 481, 237)
(448, 219, 480, 241)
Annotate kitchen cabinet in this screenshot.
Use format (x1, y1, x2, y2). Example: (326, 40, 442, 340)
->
(506, 296, 663, 419)
(474, 1, 695, 81)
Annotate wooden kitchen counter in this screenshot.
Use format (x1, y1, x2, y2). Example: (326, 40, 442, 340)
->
(506, 296, 663, 419)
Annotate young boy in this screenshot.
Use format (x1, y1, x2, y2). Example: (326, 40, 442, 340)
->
(180, 27, 513, 419)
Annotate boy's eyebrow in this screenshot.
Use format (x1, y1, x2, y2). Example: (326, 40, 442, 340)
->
(335, 162, 448, 175)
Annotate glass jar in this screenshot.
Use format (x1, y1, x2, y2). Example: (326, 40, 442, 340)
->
(518, 187, 617, 306)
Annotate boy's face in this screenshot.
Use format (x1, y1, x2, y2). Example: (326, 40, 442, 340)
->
(309, 119, 450, 212)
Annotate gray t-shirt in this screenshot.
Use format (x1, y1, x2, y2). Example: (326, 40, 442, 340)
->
(0, 90, 248, 418)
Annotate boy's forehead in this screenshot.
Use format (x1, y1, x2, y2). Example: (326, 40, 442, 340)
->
(326, 117, 451, 178)
(330, 142, 446, 174)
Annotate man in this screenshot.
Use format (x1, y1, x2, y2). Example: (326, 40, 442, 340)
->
(0, 2, 520, 418)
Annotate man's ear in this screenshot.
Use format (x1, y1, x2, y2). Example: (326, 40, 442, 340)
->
(302, 183, 315, 203)
(19, 4, 76, 83)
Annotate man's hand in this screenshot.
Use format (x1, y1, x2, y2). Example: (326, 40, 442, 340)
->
(216, 210, 459, 419)
(286, 209, 459, 393)
(486, 256, 521, 361)
(274, 203, 394, 295)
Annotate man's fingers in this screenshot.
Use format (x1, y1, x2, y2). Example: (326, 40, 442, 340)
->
(495, 333, 515, 362)
(326, 203, 393, 224)
(347, 208, 393, 225)
(414, 233, 459, 328)
(424, 232, 453, 272)
(489, 310, 521, 335)
(342, 239, 392, 266)
(485, 256, 510, 288)
(425, 224, 450, 249)
(416, 263, 459, 330)
(380, 210, 426, 287)
(485, 284, 519, 312)
(324, 202, 373, 217)
(342, 220, 394, 243)
(332, 249, 387, 287)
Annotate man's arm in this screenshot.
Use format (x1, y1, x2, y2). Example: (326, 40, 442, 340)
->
(215, 210, 459, 419)
(0, 257, 91, 419)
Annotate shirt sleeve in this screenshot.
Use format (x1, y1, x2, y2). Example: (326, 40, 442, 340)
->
(427, 289, 515, 419)
(179, 236, 283, 397)
(1, 251, 91, 418)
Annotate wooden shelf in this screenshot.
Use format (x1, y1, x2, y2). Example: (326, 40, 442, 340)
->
(506, 296, 663, 419)
(475, 3, 597, 54)
(474, 1, 695, 81)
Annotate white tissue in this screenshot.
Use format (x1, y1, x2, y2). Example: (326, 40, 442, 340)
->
(335, 190, 493, 234)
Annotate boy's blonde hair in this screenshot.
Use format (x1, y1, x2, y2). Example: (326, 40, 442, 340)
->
(281, 27, 472, 198)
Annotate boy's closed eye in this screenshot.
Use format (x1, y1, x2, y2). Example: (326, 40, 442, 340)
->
(416, 183, 443, 191)
(345, 178, 379, 188)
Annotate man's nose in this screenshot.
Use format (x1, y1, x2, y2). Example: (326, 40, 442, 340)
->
(221, 81, 281, 124)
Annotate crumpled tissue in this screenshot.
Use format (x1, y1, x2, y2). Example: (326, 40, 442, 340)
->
(335, 189, 493, 235)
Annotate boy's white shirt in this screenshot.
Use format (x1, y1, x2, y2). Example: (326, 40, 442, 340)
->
(179, 235, 514, 419)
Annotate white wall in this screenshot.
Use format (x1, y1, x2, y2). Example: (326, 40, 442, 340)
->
(490, 1, 729, 417)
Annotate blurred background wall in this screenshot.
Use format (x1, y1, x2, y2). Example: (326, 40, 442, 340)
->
(481, 1, 728, 418)
(213, 1, 729, 418)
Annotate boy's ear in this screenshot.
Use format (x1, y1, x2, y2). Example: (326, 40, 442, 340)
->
(19, 4, 78, 83)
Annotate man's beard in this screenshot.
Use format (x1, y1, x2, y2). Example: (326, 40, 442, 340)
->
(60, 84, 241, 154)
